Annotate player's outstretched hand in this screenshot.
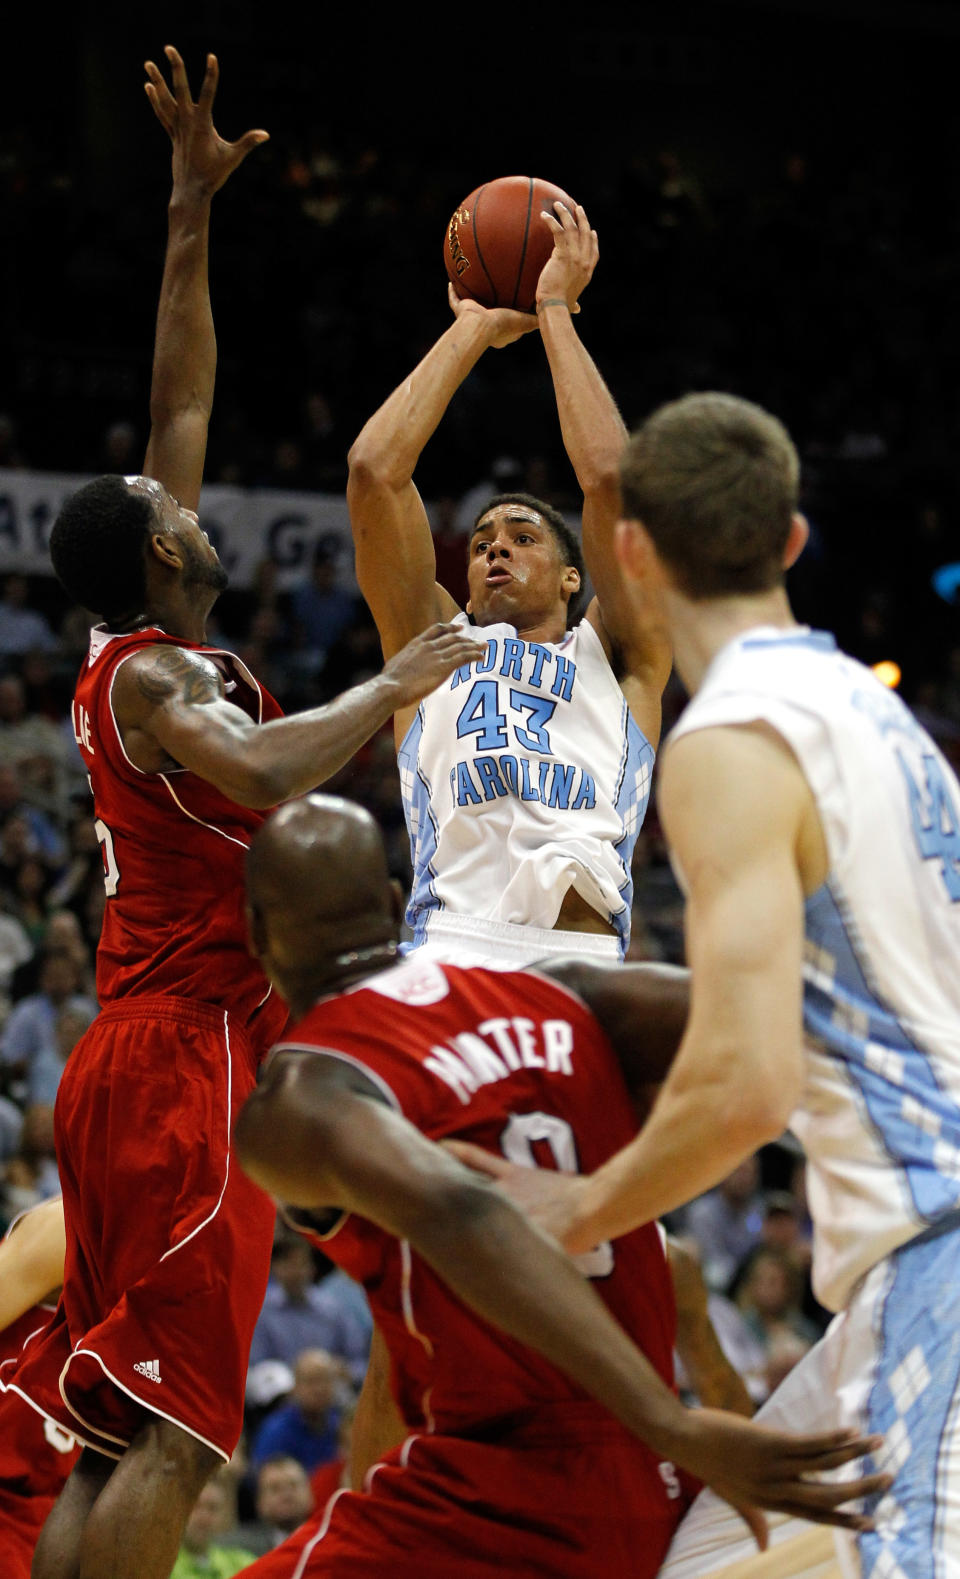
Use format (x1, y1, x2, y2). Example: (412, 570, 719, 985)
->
(447, 283, 538, 349)
(144, 46, 269, 201)
(535, 201, 598, 314)
(447, 1140, 596, 1251)
(381, 623, 485, 707)
(674, 1411, 891, 1550)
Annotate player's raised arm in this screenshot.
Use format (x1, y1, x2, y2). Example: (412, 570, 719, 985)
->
(535, 203, 672, 744)
(142, 47, 268, 509)
(347, 294, 537, 664)
(111, 621, 484, 808)
(235, 1050, 887, 1543)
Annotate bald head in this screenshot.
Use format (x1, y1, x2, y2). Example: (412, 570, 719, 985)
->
(246, 795, 399, 1011)
(248, 794, 391, 919)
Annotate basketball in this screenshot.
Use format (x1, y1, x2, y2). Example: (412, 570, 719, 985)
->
(444, 175, 578, 314)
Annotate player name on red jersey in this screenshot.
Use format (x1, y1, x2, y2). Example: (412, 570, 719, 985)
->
(424, 1014, 574, 1104)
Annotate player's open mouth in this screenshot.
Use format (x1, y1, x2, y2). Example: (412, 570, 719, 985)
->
(485, 569, 513, 586)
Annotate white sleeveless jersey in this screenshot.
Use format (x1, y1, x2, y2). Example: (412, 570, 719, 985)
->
(671, 625, 960, 1311)
(398, 614, 655, 955)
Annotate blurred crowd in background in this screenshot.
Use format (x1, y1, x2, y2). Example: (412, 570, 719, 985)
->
(1, 5, 959, 1566)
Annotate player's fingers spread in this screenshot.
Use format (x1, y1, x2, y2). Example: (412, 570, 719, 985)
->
(540, 209, 562, 234)
(788, 1428, 881, 1464)
(769, 1501, 874, 1531)
(766, 1473, 888, 1511)
(794, 1439, 883, 1473)
(198, 52, 219, 109)
(144, 60, 177, 108)
(164, 44, 191, 100)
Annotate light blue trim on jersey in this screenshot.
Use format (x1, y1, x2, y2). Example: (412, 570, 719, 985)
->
(611, 702, 656, 950)
(857, 1226, 960, 1576)
(397, 707, 442, 947)
(741, 629, 838, 654)
(804, 882, 960, 1222)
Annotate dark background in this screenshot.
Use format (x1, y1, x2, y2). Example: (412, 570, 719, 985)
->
(3, 0, 960, 701)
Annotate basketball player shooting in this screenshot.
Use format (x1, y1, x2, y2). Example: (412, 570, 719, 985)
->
(348, 198, 672, 966)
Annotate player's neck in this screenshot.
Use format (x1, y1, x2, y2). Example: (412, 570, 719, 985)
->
(120, 593, 212, 645)
(476, 610, 569, 644)
(285, 941, 400, 1018)
(667, 585, 798, 695)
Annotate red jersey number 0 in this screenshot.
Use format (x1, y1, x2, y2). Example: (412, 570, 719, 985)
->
(500, 1112, 614, 1279)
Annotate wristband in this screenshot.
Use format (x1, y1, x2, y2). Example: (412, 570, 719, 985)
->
(536, 297, 571, 314)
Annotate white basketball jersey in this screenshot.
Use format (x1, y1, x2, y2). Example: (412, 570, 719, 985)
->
(398, 615, 654, 955)
(671, 625, 960, 1311)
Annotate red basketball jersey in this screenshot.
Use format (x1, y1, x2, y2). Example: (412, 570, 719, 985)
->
(72, 625, 284, 1036)
(281, 956, 677, 1437)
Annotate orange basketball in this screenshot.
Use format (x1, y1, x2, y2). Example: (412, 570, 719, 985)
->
(444, 175, 578, 313)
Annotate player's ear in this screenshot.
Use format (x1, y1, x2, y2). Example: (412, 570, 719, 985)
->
(784, 512, 809, 569)
(615, 517, 653, 583)
(149, 532, 184, 573)
(561, 565, 581, 603)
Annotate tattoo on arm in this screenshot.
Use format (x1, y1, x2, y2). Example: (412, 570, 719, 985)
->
(134, 647, 224, 708)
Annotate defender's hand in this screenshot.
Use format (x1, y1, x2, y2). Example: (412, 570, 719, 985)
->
(672, 1412, 891, 1550)
(447, 284, 539, 349)
(144, 46, 269, 200)
(380, 622, 485, 708)
(535, 201, 598, 314)
(446, 1141, 595, 1251)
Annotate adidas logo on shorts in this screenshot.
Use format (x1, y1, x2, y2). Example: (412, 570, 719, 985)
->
(133, 1359, 162, 1384)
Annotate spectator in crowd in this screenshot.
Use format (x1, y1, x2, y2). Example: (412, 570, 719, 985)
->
(41, 909, 94, 995)
(0, 576, 57, 657)
(288, 542, 359, 678)
(0, 673, 73, 824)
(0, 1095, 24, 1170)
(2, 1101, 59, 1220)
(683, 1156, 767, 1292)
(249, 1348, 344, 1476)
(22, 996, 96, 1108)
(248, 1235, 371, 1384)
(236, 1456, 314, 1558)
(0, 905, 33, 1000)
(0, 763, 65, 872)
(730, 1245, 822, 1393)
(3, 852, 51, 949)
(308, 1400, 355, 1509)
(170, 1472, 255, 1579)
(0, 949, 97, 1100)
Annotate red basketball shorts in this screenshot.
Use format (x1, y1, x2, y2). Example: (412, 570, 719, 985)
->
(241, 1410, 687, 1578)
(14, 996, 276, 1461)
